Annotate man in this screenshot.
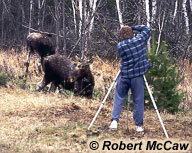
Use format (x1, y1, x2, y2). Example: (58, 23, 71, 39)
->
(109, 25, 152, 132)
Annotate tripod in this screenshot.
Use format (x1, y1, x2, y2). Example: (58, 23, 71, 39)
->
(88, 70, 169, 138)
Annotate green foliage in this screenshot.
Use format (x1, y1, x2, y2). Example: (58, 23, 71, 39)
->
(0, 72, 8, 86)
(64, 90, 73, 95)
(15, 78, 28, 90)
(145, 29, 185, 113)
(93, 90, 101, 98)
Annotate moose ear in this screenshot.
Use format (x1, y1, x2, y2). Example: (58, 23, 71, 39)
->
(75, 56, 81, 62)
(77, 63, 83, 69)
(87, 58, 93, 64)
(74, 64, 80, 71)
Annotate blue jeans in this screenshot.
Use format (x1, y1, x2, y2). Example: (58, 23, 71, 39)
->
(111, 75, 144, 126)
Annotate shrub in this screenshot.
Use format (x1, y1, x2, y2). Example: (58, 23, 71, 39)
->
(0, 72, 8, 86)
(144, 29, 185, 113)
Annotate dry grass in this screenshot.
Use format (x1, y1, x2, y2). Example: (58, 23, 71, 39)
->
(180, 59, 192, 110)
(0, 49, 191, 152)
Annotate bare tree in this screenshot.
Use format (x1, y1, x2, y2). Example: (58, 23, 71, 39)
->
(145, 0, 150, 27)
(72, 0, 77, 35)
(62, 0, 66, 55)
(183, 0, 189, 35)
(54, 0, 60, 53)
(0, 0, 192, 63)
(116, 0, 123, 28)
(190, 0, 192, 12)
(151, 0, 157, 24)
(78, 0, 88, 60)
(37, 0, 45, 31)
(173, 0, 178, 22)
(145, 0, 151, 53)
(1, 1, 4, 45)
(41, 0, 46, 30)
(29, 0, 34, 34)
(79, 0, 83, 39)
(89, 0, 98, 34)
(155, 12, 166, 55)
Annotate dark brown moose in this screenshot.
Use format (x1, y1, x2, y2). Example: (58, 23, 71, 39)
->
(26, 32, 55, 73)
(36, 54, 95, 98)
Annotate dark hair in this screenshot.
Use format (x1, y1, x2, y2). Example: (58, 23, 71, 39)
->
(120, 26, 133, 41)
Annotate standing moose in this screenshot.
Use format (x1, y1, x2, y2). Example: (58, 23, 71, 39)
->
(26, 32, 55, 73)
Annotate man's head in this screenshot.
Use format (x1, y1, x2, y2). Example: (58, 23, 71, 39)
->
(120, 26, 133, 41)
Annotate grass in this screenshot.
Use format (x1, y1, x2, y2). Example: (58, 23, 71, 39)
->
(0, 49, 191, 152)
(0, 88, 191, 152)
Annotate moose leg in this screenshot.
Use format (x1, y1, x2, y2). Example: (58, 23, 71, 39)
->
(74, 80, 81, 96)
(49, 81, 57, 92)
(26, 49, 31, 73)
(49, 80, 68, 96)
(58, 84, 67, 95)
(36, 56, 42, 74)
(36, 76, 50, 91)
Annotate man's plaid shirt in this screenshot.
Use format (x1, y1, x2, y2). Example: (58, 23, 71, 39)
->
(117, 25, 152, 79)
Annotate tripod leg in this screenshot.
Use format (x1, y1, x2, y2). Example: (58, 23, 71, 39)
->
(143, 75, 169, 138)
(88, 70, 121, 130)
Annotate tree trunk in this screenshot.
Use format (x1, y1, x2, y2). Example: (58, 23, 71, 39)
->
(183, 0, 189, 35)
(41, 0, 46, 30)
(54, 0, 60, 53)
(1, 3, 4, 45)
(1, 8, 4, 44)
(29, 0, 34, 34)
(81, 0, 86, 60)
(37, 0, 41, 31)
(145, 0, 150, 27)
(79, 0, 86, 60)
(20, 2, 26, 26)
(37, 0, 46, 31)
(62, 0, 66, 55)
(190, 0, 192, 12)
(116, 0, 123, 28)
(145, 0, 151, 53)
(173, 0, 178, 21)
(79, 0, 83, 39)
(72, 0, 77, 35)
(89, 0, 98, 33)
(156, 12, 165, 55)
(151, 0, 157, 24)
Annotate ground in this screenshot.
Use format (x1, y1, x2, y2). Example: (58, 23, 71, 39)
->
(0, 87, 191, 153)
(0, 51, 191, 152)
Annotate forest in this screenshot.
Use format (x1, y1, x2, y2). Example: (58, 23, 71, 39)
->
(0, 0, 192, 152)
(0, 0, 192, 60)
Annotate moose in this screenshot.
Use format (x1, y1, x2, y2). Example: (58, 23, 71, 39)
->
(36, 54, 95, 98)
(26, 32, 55, 73)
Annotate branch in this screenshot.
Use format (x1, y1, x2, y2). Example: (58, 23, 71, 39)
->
(68, 37, 81, 58)
(155, 12, 166, 55)
(48, 6, 56, 22)
(116, 0, 123, 28)
(41, 0, 46, 9)
(22, 24, 63, 38)
(68, 0, 102, 59)
(101, 26, 118, 45)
